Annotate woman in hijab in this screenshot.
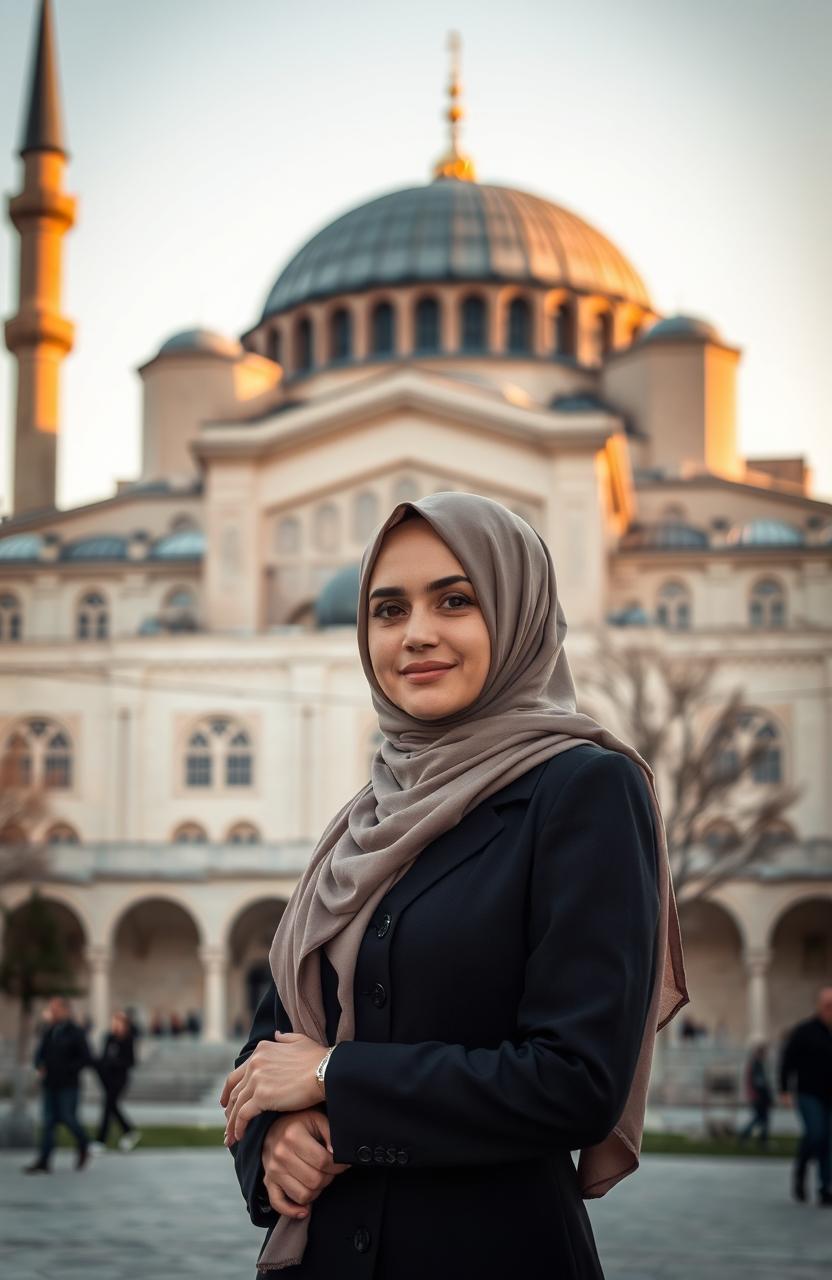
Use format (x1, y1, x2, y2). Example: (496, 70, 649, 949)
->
(221, 491, 689, 1278)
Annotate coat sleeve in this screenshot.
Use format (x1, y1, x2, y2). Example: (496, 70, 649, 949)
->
(227, 980, 285, 1228)
(324, 750, 661, 1167)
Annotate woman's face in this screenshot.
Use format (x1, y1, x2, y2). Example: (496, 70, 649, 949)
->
(367, 516, 491, 720)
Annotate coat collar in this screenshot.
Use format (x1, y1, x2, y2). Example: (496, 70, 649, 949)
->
(380, 758, 548, 923)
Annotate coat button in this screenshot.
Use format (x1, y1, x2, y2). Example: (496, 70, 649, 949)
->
(396, 1148, 409, 1164)
(373, 1144, 386, 1164)
(356, 1145, 372, 1163)
(353, 1226, 371, 1253)
(370, 982, 387, 1008)
(376, 912, 392, 938)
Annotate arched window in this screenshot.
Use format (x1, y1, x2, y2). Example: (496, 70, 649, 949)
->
(173, 822, 208, 844)
(587, 310, 613, 364)
(226, 729, 253, 786)
(3, 718, 73, 791)
(170, 514, 198, 533)
(329, 308, 352, 362)
(506, 297, 531, 353)
(46, 823, 80, 845)
(656, 580, 691, 630)
(185, 730, 212, 787)
(184, 715, 255, 790)
(749, 578, 786, 629)
(163, 586, 196, 612)
(313, 502, 340, 553)
(701, 820, 740, 853)
(460, 295, 487, 352)
(276, 515, 302, 555)
(750, 720, 782, 784)
(758, 820, 794, 852)
(0, 592, 22, 642)
(295, 316, 313, 372)
(227, 822, 261, 845)
(352, 491, 379, 542)
(77, 590, 108, 640)
(371, 302, 395, 356)
(554, 301, 575, 356)
(414, 297, 441, 353)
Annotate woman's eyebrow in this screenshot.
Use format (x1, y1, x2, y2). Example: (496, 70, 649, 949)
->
(369, 574, 472, 601)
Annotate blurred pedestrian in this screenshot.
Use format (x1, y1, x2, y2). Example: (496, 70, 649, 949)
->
(779, 985, 832, 1206)
(23, 995, 93, 1174)
(89, 1010, 142, 1153)
(738, 1040, 772, 1147)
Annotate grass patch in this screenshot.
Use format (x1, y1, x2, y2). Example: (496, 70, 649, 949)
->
(41, 1127, 798, 1156)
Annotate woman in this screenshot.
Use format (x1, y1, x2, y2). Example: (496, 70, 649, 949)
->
(92, 1010, 140, 1152)
(221, 491, 688, 1278)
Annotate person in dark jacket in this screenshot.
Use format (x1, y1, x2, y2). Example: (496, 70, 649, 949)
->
(91, 1010, 141, 1152)
(778, 986, 832, 1205)
(738, 1041, 773, 1146)
(219, 493, 688, 1279)
(23, 995, 93, 1174)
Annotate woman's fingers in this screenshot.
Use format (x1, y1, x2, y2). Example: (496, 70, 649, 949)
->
(264, 1177, 310, 1219)
(219, 1062, 246, 1108)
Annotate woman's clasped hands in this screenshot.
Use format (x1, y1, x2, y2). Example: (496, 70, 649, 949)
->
(220, 1030, 351, 1219)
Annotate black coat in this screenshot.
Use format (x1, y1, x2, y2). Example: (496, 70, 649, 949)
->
(778, 1016, 832, 1103)
(33, 1019, 93, 1090)
(97, 1031, 135, 1084)
(229, 742, 660, 1280)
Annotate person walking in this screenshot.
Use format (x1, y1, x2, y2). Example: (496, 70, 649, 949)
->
(779, 985, 832, 1206)
(738, 1041, 773, 1147)
(90, 1010, 142, 1153)
(23, 994, 93, 1174)
(219, 492, 689, 1279)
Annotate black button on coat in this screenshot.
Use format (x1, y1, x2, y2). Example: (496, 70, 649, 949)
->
(229, 743, 661, 1279)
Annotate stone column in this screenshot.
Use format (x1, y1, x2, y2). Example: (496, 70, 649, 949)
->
(200, 946, 227, 1043)
(743, 945, 771, 1045)
(88, 945, 112, 1036)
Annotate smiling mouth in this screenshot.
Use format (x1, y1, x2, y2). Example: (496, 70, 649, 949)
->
(401, 666, 456, 683)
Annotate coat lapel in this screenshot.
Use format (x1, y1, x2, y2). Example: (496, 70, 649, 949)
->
(381, 759, 547, 921)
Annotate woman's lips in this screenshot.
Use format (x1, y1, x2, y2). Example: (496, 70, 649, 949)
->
(401, 666, 455, 684)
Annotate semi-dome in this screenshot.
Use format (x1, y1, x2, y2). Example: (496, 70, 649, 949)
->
(315, 563, 360, 627)
(726, 519, 805, 548)
(262, 182, 651, 317)
(157, 329, 242, 359)
(639, 314, 722, 345)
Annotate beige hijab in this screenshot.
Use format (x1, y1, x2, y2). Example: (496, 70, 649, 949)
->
(258, 491, 689, 1272)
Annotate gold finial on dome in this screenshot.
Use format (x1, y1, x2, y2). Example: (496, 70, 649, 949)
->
(432, 30, 476, 183)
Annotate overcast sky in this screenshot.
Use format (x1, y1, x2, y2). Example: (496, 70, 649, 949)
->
(1, 0, 830, 512)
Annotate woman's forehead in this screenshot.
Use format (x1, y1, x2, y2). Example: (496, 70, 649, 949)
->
(370, 521, 464, 580)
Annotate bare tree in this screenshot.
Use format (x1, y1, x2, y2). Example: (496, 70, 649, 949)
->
(579, 632, 803, 900)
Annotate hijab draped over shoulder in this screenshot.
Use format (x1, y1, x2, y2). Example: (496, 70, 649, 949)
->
(258, 491, 689, 1272)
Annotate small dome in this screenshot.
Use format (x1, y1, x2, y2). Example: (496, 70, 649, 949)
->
(262, 182, 651, 317)
(726, 519, 805, 547)
(639, 314, 722, 345)
(0, 532, 43, 561)
(62, 535, 129, 561)
(149, 529, 205, 559)
(315, 563, 360, 628)
(157, 329, 242, 359)
(607, 603, 651, 627)
(623, 522, 709, 549)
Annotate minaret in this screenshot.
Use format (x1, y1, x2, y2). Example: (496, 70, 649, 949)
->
(432, 31, 476, 182)
(4, 0, 76, 516)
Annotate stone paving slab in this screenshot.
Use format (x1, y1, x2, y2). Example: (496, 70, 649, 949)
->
(0, 1149, 829, 1280)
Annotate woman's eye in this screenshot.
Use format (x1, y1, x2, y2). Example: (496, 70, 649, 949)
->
(372, 594, 473, 620)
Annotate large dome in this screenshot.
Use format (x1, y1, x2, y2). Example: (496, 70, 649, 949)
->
(262, 182, 651, 318)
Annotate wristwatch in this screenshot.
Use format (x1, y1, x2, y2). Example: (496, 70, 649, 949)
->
(315, 1045, 336, 1095)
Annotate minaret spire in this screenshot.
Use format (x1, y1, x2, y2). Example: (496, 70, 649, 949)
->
(432, 31, 476, 183)
(5, 0, 76, 515)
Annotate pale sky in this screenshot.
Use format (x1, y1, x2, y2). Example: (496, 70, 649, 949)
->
(1, 0, 830, 512)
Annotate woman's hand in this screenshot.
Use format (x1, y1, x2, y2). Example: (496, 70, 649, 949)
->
(221, 1031, 329, 1142)
(261, 1109, 351, 1219)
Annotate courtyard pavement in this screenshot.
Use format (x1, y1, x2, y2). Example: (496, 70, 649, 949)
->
(0, 1149, 829, 1280)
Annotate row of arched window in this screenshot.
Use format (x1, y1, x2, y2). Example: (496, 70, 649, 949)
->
(0, 585, 198, 643)
(0, 819, 264, 846)
(612, 576, 790, 631)
(274, 477, 422, 557)
(267, 292, 593, 375)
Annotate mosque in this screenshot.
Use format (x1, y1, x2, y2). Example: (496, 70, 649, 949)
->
(1, 3, 830, 1072)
